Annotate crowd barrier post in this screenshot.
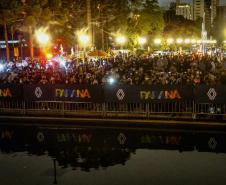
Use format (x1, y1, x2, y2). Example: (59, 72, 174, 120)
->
(102, 103, 106, 118)
(192, 101, 196, 119)
(61, 101, 65, 116)
(22, 101, 26, 115)
(146, 103, 150, 119)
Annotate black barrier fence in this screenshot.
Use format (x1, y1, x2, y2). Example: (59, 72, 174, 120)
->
(0, 84, 225, 103)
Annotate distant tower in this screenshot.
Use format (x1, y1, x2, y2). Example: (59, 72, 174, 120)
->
(201, 12, 207, 55)
(211, 0, 220, 26)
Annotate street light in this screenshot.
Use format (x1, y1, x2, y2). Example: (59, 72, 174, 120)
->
(35, 30, 50, 45)
(35, 29, 51, 59)
(184, 39, 191, 44)
(77, 33, 89, 62)
(154, 38, 162, 45)
(78, 34, 89, 46)
(166, 38, 174, 45)
(116, 35, 126, 57)
(176, 38, 183, 44)
(191, 39, 197, 44)
(138, 37, 147, 46)
(116, 36, 126, 45)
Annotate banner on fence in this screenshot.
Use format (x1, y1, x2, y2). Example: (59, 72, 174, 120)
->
(23, 85, 53, 101)
(3, 85, 226, 103)
(0, 84, 23, 99)
(194, 85, 226, 103)
(104, 85, 193, 102)
(23, 85, 104, 102)
(53, 85, 104, 102)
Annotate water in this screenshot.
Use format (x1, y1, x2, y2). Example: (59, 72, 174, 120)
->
(0, 124, 226, 185)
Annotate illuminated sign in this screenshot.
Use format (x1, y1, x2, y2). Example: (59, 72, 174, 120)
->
(0, 88, 12, 97)
(55, 88, 91, 98)
(140, 90, 181, 100)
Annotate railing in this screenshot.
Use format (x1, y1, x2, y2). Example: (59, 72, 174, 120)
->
(0, 100, 225, 120)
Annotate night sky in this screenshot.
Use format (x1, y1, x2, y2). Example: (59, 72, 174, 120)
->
(158, 0, 226, 7)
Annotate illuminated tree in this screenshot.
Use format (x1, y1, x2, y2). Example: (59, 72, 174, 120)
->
(0, 0, 22, 61)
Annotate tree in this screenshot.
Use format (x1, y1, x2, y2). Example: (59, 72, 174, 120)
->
(127, 0, 164, 48)
(0, 0, 164, 55)
(163, 15, 201, 39)
(0, 0, 22, 61)
(90, 0, 164, 49)
(14, 0, 71, 57)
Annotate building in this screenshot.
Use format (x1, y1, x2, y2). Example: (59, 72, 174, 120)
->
(163, 2, 177, 23)
(193, 0, 219, 34)
(193, 0, 219, 22)
(193, 0, 204, 20)
(176, 3, 193, 20)
(216, 5, 226, 21)
(211, 0, 219, 25)
(215, 6, 226, 42)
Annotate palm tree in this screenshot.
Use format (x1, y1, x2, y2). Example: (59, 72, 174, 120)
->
(17, 0, 69, 58)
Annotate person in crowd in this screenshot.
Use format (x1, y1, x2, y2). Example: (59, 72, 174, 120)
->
(0, 54, 226, 86)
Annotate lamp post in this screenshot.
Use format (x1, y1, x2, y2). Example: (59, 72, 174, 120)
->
(78, 34, 89, 62)
(154, 38, 162, 45)
(35, 29, 50, 58)
(166, 38, 174, 53)
(166, 38, 174, 45)
(116, 36, 126, 57)
(116, 36, 126, 49)
(176, 38, 183, 54)
(138, 37, 147, 49)
(35, 31, 50, 45)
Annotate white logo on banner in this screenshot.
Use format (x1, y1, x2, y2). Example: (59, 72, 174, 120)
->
(207, 88, 217, 101)
(37, 132, 45, 142)
(208, 137, 217, 150)
(35, 87, 43, 98)
(116, 89, 125, 100)
(118, 133, 126, 145)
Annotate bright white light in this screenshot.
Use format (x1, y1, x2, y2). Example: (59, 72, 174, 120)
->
(138, 37, 147, 45)
(209, 40, 217, 44)
(176, 38, 183, 44)
(0, 64, 4, 72)
(191, 39, 197, 44)
(21, 60, 28, 67)
(166, 38, 174, 45)
(184, 39, 191, 44)
(52, 56, 67, 68)
(108, 77, 115, 85)
(79, 34, 89, 45)
(154, 38, 162, 45)
(116, 36, 126, 44)
(35, 30, 50, 45)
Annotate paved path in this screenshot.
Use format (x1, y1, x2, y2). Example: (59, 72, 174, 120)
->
(0, 116, 226, 130)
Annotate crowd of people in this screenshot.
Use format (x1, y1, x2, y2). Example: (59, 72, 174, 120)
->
(1, 53, 226, 85)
